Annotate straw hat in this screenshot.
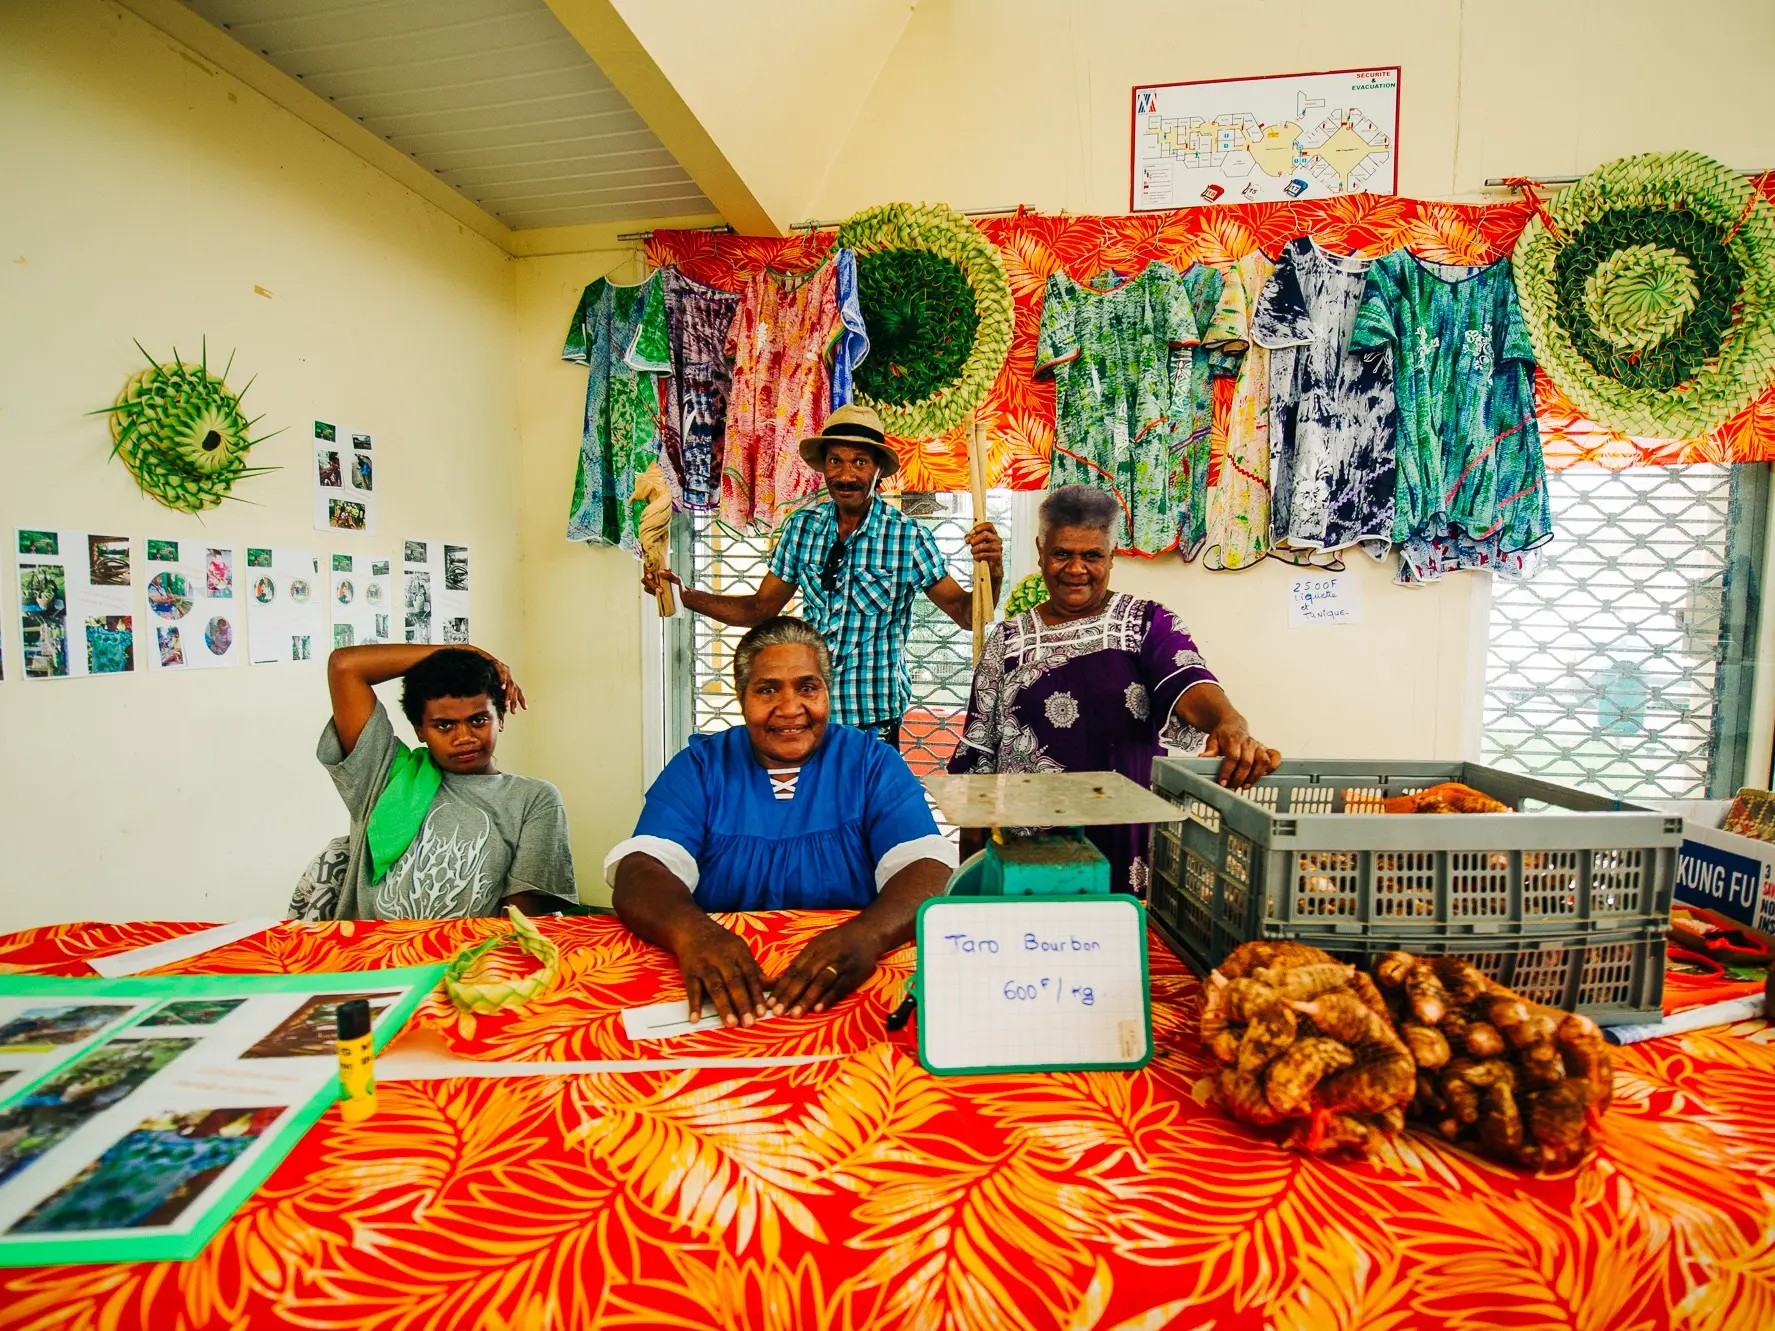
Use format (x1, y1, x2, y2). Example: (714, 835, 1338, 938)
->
(1513, 151, 1775, 437)
(798, 403, 901, 478)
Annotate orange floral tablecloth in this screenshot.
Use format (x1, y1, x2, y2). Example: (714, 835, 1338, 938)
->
(1, 914, 1771, 1331)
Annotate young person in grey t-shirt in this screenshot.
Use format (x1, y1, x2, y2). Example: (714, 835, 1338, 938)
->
(318, 643, 577, 920)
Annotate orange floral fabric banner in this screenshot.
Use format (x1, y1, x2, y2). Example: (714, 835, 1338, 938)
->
(1, 914, 1771, 1331)
(648, 191, 1775, 491)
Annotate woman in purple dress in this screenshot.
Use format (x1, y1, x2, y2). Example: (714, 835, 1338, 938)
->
(948, 486, 1279, 894)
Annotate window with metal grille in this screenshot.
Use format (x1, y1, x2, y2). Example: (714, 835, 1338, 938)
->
(664, 493, 1020, 778)
(1481, 463, 1767, 801)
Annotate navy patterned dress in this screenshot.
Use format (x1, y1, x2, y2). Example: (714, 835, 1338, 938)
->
(1253, 238, 1399, 560)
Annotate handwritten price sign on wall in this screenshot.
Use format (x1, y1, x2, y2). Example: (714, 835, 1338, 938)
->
(1289, 572, 1364, 627)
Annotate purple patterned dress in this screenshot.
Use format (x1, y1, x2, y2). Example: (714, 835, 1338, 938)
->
(947, 593, 1218, 894)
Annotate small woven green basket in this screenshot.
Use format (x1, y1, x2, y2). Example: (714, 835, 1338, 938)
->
(444, 905, 561, 1015)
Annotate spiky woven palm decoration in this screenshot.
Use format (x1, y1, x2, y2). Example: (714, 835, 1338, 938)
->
(100, 341, 279, 513)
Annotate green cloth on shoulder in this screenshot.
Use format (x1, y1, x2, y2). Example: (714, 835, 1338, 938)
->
(367, 741, 443, 884)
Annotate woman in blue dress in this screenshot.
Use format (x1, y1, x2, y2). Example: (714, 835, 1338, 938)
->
(607, 618, 956, 1028)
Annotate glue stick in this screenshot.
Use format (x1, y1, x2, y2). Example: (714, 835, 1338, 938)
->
(335, 997, 376, 1122)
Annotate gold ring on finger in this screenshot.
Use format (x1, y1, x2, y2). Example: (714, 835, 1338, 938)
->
(821, 964, 839, 977)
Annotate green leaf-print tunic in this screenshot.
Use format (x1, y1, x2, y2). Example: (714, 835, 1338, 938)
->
(1037, 262, 1226, 556)
(561, 274, 672, 553)
(1352, 252, 1552, 583)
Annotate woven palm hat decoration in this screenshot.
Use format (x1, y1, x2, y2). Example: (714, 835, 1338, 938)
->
(1513, 151, 1775, 437)
(799, 402, 901, 478)
(834, 202, 1014, 440)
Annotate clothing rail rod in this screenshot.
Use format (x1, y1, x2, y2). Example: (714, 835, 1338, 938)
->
(1486, 170, 1771, 189)
(615, 224, 735, 242)
(788, 205, 1027, 233)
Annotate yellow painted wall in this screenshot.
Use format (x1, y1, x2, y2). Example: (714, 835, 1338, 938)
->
(811, 0, 1775, 214)
(608, 0, 919, 231)
(0, 2, 524, 930)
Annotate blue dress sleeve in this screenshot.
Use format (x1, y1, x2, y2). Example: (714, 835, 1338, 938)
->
(861, 735, 951, 886)
(602, 742, 710, 889)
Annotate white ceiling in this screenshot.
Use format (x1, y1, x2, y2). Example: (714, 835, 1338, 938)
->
(181, 0, 713, 229)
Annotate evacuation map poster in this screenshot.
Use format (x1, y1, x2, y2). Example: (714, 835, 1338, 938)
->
(1131, 67, 1399, 211)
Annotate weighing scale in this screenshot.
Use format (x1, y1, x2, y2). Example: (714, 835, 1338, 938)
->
(921, 772, 1186, 896)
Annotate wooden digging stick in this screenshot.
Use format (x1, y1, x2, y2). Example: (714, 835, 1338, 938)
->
(968, 419, 991, 664)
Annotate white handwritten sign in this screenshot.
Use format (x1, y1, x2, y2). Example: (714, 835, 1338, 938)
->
(914, 896, 1151, 1074)
(1289, 571, 1363, 627)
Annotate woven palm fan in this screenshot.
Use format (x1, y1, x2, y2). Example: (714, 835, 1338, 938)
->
(444, 905, 561, 1014)
(1513, 151, 1775, 437)
(835, 203, 1014, 440)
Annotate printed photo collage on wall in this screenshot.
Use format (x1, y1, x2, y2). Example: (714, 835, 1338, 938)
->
(2, 530, 469, 681)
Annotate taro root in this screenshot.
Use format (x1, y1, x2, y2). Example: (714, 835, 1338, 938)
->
(1372, 951, 1615, 1169)
(1203, 941, 1414, 1157)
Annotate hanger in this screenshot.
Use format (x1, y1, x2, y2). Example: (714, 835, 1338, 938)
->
(608, 244, 652, 286)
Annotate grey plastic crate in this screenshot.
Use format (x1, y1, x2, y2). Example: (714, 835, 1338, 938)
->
(1148, 759, 1679, 1021)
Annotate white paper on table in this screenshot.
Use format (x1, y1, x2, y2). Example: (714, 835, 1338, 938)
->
(1288, 570, 1363, 628)
(378, 1025, 830, 1079)
(329, 552, 393, 648)
(89, 918, 281, 977)
(312, 419, 376, 535)
(245, 546, 324, 665)
(15, 528, 135, 678)
(401, 538, 470, 645)
(1604, 992, 1766, 1045)
(144, 539, 242, 670)
(621, 1000, 779, 1043)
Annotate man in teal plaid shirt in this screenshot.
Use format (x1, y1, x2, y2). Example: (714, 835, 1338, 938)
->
(646, 405, 1002, 748)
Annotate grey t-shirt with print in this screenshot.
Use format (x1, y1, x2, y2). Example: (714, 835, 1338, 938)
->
(317, 701, 577, 920)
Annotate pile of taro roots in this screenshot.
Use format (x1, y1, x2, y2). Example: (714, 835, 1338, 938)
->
(1203, 941, 1615, 1165)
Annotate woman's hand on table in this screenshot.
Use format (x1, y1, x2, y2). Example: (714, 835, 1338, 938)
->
(769, 920, 880, 1017)
(675, 917, 770, 1027)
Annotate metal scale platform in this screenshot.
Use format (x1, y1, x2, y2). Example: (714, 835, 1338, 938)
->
(921, 772, 1184, 896)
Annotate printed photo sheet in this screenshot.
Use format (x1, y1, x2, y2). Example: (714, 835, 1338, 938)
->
(330, 553, 393, 649)
(311, 420, 376, 536)
(401, 539, 470, 645)
(14, 529, 135, 679)
(143, 540, 242, 671)
(0, 986, 405, 1253)
(244, 546, 324, 666)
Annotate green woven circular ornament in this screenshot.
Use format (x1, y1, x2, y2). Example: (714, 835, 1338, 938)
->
(100, 341, 279, 514)
(1003, 572, 1049, 616)
(445, 906, 561, 1015)
(1513, 151, 1775, 436)
(835, 203, 1013, 439)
